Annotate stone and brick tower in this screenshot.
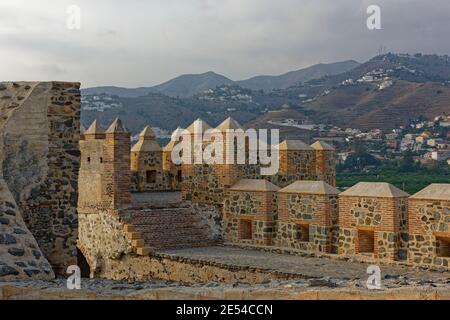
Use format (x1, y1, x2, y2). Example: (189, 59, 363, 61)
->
(79, 118, 131, 212)
(311, 141, 336, 187)
(103, 118, 131, 208)
(276, 140, 317, 186)
(223, 179, 280, 245)
(162, 127, 184, 190)
(214, 117, 245, 188)
(276, 181, 340, 253)
(408, 184, 450, 268)
(131, 126, 165, 192)
(78, 120, 106, 212)
(338, 182, 409, 261)
(181, 118, 215, 202)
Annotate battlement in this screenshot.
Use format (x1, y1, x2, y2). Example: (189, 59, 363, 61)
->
(79, 118, 131, 212)
(77, 117, 450, 281)
(224, 179, 450, 269)
(180, 117, 337, 205)
(79, 117, 337, 209)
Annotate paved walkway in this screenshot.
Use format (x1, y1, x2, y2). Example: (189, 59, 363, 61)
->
(160, 246, 450, 283)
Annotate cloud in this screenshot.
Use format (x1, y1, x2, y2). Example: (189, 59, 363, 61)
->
(0, 0, 449, 87)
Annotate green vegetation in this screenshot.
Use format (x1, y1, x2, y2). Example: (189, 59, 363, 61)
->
(337, 144, 450, 194)
(337, 165, 450, 194)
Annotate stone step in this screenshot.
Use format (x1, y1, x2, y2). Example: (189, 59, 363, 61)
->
(128, 209, 192, 218)
(132, 239, 145, 247)
(122, 206, 217, 251)
(129, 213, 200, 223)
(127, 232, 143, 240)
(131, 218, 205, 227)
(145, 241, 217, 250)
(134, 220, 202, 231)
(142, 233, 210, 242)
(135, 247, 153, 256)
(123, 224, 135, 232)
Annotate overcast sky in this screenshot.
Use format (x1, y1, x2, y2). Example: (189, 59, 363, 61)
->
(1, 0, 449, 88)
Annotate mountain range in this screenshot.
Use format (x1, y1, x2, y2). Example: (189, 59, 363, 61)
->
(81, 53, 450, 134)
(82, 60, 360, 98)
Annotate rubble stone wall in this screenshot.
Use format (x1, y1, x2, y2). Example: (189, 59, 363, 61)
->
(338, 196, 408, 261)
(276, 193, 339, 253)
(0, 81, 80, 277)
(223, 190, 277, 245)
(408, 199, 450, 268)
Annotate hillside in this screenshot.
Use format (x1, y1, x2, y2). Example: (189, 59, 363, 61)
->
(81, 89, 285, 133)
(303, 80, 450, 130)
(244, 109, 312, 142)
(81, 86, 153, 98)
(149, 71, 234, 97)
(237, 60, 360, 91)
(81, 60, 360, 98)
(81, 84, 302, 133)
(81, 93, 199, 132)
(81, 53, 450, 133)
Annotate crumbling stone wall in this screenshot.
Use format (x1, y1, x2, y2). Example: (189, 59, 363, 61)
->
(0, 81, 80, 276)
(78, 210, 133, 277)
(0, 179, 54, 280)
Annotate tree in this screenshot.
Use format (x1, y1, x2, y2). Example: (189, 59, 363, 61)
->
(398, 150, 416, 172)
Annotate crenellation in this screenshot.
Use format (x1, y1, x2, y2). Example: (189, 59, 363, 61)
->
(75, 116, 450, 279)
(338, 183, 410, 261)
(408, 184, 450, 268)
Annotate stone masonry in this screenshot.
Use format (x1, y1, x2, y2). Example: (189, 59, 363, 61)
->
(408, 184, 450, 268)
(223, 179, 279, 246)
(131, 126, 171, 192)
(276, 181, 340, 253)
(78, 119, 219, 278)
(76, 115, 450, 281)
(338, 182, 409, 262)
(181, 118, 337, 206)
(0, 81, 80, 279)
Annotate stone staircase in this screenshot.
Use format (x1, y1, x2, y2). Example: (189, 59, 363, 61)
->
(120, 205, 218, 253)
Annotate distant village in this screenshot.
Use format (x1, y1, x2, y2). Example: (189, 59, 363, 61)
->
(81, 90, 450, 169)
(327, 115, 449, 166)
(273, 114, 450, 168)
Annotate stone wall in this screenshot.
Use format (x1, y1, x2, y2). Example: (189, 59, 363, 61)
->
(223, 186, 278, 246)
(182, 161, 335, 207)
(338, 196, 408, 261)
(79, 119, 131, 213)
(314, 150, 336, 187)
(131, 150, 172, 192)
(78, 210, 133, 277)
(0, 179, 54, 280)
(3, 284, 450, 300)
(278, 149, 317, 180)
(276, 192, 339, 253)
(408, 198, 450, 268)
(0, 81, 80, 277)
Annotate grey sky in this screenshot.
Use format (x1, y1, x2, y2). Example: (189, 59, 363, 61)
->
(1, 0, 449, 88)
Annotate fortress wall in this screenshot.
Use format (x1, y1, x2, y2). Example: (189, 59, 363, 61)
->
(0, 81, 80, 276)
